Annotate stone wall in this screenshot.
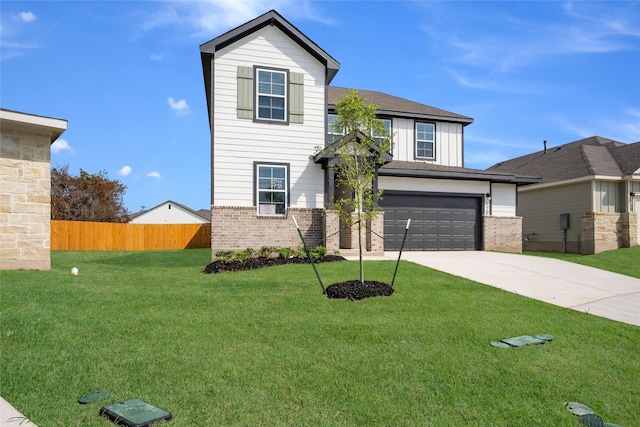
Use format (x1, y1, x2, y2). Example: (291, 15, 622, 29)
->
(581, 212, 638, 254)
(483, 216, 523, 253)
(336, 212, 385, 254)
(0, 128, 52, 270)
(324, 210, 340, 253)
(210, 206, 325, 257)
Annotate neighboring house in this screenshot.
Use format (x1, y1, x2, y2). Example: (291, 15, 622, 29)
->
(129, 200, 210, 224)
(199, 10, 538, 256)
(0, 108, 67, 270)
(488, 136, 640, 254)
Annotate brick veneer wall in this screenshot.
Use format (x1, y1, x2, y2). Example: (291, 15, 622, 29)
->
(483, 216, 523, 253)
(210, 206, 324, 257)
(0, 128, 52, 270)
(581, 212, 638, 254)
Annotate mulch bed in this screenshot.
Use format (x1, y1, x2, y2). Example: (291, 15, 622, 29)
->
(325, 280, 394, 300)
(203, 255, 345, 274)
(203, 255, 394, 300)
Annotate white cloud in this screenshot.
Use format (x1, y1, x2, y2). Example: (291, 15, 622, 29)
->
(141, 1, 332, 37)
(51, 139, 72, 154)
(16, 12, 37, 23)
(150, 53, 164, 61)
(167, 97, 190, 115)
(118, 165, 132, 176)
(147, 171, 161, 179)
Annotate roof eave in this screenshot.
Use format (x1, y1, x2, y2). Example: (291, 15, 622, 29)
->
(379, 167, 540, 185)
(327, 106, 474, 125)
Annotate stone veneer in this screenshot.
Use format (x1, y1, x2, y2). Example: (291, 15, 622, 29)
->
(581, 212, 638, 254)
(1, 125, 57, 270)
(483, 216, 523, 253)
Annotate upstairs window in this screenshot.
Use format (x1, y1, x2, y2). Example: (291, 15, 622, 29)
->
(256, 69, 286, 121)
(416, 122, 435, 159)
(373, 118, 392, 146)
(256, 164, 288, 216)
(327, 114, 343, 144)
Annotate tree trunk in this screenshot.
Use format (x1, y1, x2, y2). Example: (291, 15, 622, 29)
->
(358, 209, 364, 284)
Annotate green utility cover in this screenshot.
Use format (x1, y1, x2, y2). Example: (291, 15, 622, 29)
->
(78, 390, 111, 404)
(535, 334, 555, 342)
(100, 398, 172, 427)
(501, 335, 544, 347)
(490, 341, 510, 348)
(565, 402, 595, 416)
(578, 414, 605, 427)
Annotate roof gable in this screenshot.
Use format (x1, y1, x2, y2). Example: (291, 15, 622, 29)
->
(328, 87, 473, 125)
(488, 136, 639, 183)
(200, 10, 340, 127)
(130, 200, 210, 223)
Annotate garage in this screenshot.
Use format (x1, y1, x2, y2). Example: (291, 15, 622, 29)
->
(381, 192, 482, 251)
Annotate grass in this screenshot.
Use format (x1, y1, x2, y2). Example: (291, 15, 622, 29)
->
(525, 245, 640, 279)
(1, 249, 639, 426)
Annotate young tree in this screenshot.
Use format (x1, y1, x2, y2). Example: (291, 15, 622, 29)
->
(51, 165, 130, 222)
(332, 90, 392, 284)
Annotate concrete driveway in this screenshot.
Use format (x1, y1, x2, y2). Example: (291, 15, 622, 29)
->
(386, 251, 640, 327)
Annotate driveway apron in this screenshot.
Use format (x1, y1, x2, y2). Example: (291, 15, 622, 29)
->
(386, 251, 640, 327)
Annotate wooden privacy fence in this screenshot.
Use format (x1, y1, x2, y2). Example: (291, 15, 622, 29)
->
(51, 220, 211, 251)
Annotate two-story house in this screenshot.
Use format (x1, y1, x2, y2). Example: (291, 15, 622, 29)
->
(200, 10, 538, 257)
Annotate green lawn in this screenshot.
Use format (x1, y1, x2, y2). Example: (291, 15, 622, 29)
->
(525, 245, 640, 279)
(1, 250, 638, 426)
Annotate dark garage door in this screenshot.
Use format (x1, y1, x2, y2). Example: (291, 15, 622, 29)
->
(381, 193, 481, 251)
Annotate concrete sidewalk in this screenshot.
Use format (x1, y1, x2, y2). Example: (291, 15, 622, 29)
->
(387, 251, 640, 327)
(0, 396, 37, 426)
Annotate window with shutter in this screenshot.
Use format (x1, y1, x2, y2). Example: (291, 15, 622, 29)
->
(236, 66, 304, 124)
(237, 66, 253, 119)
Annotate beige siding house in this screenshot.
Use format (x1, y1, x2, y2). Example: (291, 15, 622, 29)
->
(489, 136, 640, 254)
(1, 109, 67, 270)
(200, 10, 539, 257)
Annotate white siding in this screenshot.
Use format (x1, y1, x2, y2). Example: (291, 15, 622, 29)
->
(380, 176, 489, 194)
(213, 26, 326, 209)
(391, 119, 463, 167)
(491, 183, 516, 216)
(130, 202, 209, 224)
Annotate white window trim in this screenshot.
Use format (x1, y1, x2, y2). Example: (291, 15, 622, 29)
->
(256, 68, 287, 122)
(416, 122, 435, 160)
(256, 163, 288, 216)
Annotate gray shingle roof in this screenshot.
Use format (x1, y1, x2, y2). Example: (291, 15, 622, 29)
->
(487, 136, 640, 184)
(328, 87, 473, 125)
(380, 161, 540, 185)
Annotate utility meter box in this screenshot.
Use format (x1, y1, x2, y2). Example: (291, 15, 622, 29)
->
(560, 213, 570, 230)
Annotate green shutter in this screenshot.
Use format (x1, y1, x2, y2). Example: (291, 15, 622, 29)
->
(237, 66, 253, 119)
(289, 72, 304, 124)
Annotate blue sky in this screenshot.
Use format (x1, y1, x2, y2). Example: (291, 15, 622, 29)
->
(2, 1, 639, 212)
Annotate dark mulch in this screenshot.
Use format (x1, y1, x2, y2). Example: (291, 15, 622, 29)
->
(325, 280, 394, 301)
(203, 254, 394, 301)
(203, 255, 345, 274)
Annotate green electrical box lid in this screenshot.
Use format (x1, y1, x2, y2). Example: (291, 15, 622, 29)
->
(100, 398, 172, 426)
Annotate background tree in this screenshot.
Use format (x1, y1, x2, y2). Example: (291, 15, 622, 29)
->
(332, 90, 392, 284)
(51, 165, 130, 222)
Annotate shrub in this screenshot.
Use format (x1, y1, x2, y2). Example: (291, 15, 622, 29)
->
(259, 246, 278, 258)
(278, 247, 294, 259)
(314, 246, 327, 257)
(215, 250, 234, 263)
